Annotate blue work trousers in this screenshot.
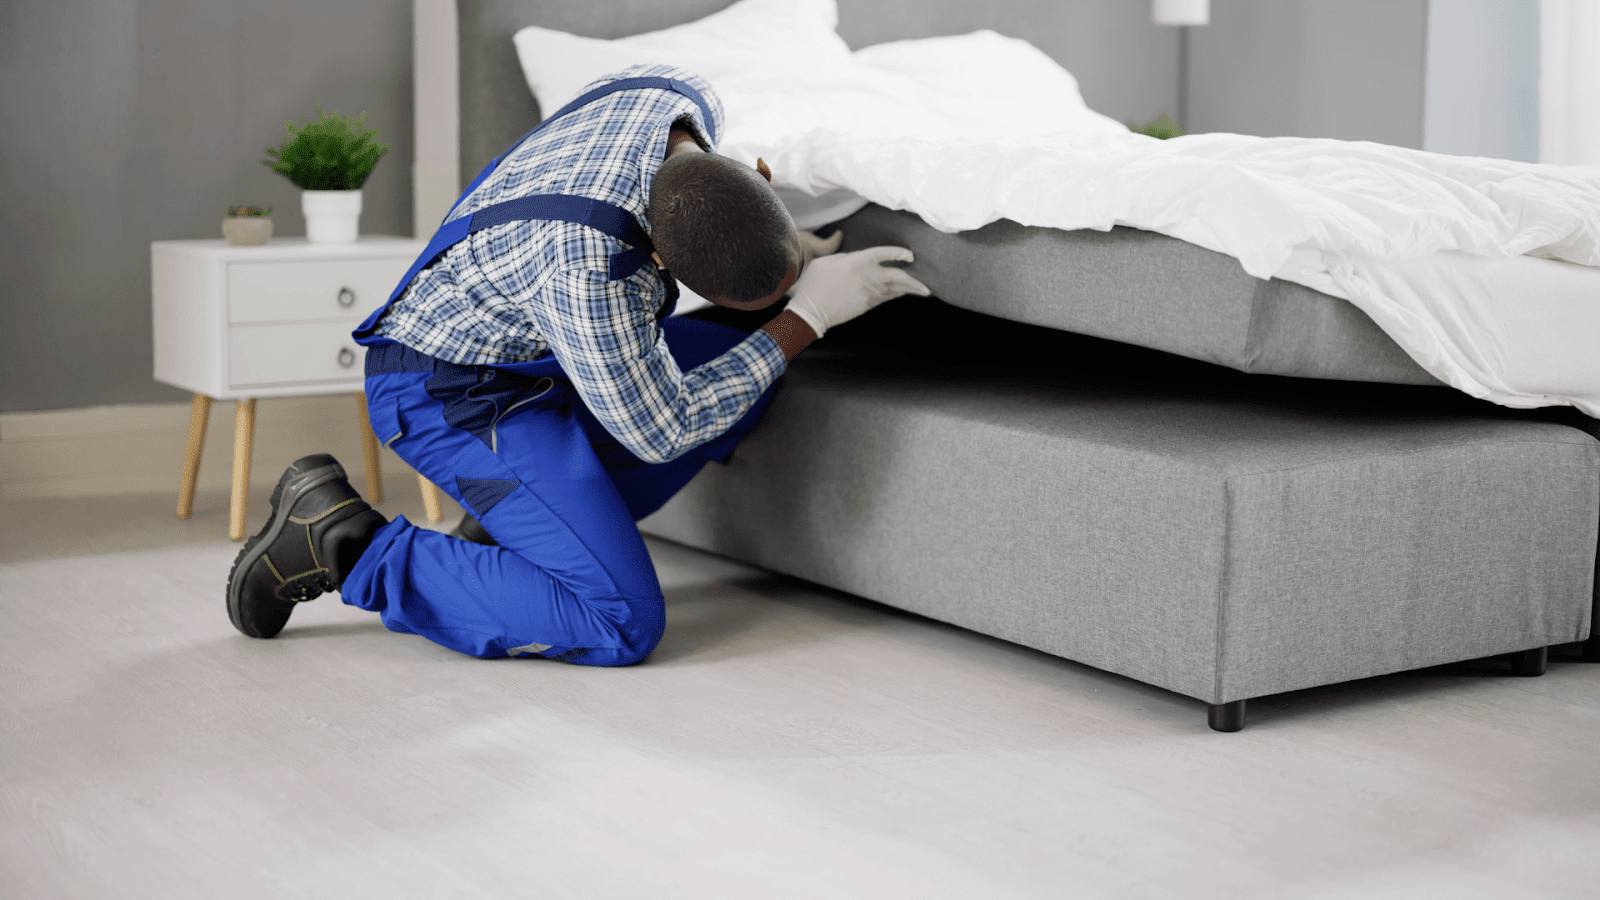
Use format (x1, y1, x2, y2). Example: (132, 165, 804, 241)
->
(341, 317, 775, 665)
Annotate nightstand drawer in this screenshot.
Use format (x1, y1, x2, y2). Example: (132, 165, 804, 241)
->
(228, 259, 403, 324)
(228, 323, 367, 388)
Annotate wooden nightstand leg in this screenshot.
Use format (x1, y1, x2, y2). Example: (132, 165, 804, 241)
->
(418, 475, 444, 523)
(355, 391, 385, 504)
(229, 398, 257, 541)
(177, 393, 212, 519)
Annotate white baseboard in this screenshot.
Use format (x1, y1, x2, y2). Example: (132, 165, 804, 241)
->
(1, 395, 420, 500)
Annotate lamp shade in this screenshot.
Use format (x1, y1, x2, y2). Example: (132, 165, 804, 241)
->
(1153, 0, 1209, 26)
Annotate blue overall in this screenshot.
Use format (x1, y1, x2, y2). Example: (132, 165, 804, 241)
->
(341, 77, 775, 665)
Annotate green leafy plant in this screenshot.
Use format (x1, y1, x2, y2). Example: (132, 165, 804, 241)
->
(262, 106, 390, 190)
(225, 205, 272, 217)
(1130, 113, 1186, 140)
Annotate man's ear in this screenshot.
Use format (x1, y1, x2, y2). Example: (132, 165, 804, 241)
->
(756, 158, 772, 182)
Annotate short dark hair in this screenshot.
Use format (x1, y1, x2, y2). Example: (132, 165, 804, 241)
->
(647, 153, 795, 304)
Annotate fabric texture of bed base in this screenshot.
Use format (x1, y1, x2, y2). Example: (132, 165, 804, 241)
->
(640, 350, 1597, 705)
(836, 204, 1442, 388)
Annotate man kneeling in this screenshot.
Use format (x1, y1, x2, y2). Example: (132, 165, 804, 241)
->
(225, 64, 927, 664)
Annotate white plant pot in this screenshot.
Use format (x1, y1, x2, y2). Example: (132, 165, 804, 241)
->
(301, 189, 362, 244)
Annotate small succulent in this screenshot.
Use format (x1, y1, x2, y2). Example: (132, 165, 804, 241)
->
(262, 105, 390, 191)
(225, 205, 273, 217)
(1130, 113, 1186, 140)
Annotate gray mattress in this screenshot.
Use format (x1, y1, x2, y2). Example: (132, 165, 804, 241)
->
(836, 205, 1441, 387)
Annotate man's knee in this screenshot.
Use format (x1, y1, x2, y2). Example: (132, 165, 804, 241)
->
(602, 596, 666, 666)
(540, 593, 663, 667)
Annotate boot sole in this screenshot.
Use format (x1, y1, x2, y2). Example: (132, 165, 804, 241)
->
(226, 455, 347, 637)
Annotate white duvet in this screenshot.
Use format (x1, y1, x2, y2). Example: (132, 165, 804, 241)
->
(514, 1, 1600, 416)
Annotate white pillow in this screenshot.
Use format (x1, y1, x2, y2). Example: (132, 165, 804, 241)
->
(853, 31, 1127, 138)
(511, 0, 852, 115)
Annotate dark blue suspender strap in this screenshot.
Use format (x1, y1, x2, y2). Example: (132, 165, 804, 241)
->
(471, 196, 658, 282)
(469, 194, 650, 249)
(356, 75, 709, 341)
(366, 192, 659, 329)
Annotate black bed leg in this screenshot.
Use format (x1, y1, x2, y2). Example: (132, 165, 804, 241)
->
(1208, 700, 1247, 732)
(1583, 635, 1600, 663)
(1510, 646, 1549, 676)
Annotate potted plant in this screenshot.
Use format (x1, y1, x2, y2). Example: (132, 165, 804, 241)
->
(222, 205, 273, 245)
(262, 105, 390, 243)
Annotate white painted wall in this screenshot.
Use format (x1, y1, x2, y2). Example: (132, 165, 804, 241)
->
(1540, 0, 1600, 165)
(1423, 0, 1542, 162)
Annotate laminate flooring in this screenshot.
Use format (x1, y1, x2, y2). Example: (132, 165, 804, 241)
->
(3, 485, 1598, 899)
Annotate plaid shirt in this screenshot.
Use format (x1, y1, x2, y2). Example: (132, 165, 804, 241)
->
(374, 64, 787, 464)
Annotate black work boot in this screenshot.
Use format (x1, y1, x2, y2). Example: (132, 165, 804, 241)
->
(226, 454, 387, 639)
(448, 512, 498, 546)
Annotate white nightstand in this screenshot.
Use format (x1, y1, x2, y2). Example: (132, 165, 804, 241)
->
(152, 236, 444, 539)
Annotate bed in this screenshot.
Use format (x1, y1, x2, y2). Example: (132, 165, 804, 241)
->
(419, 0, 1600, 729)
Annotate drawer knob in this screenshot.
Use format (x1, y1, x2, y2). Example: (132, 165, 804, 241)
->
(337, 286, 356, 308)
(338, 347, 356, 369)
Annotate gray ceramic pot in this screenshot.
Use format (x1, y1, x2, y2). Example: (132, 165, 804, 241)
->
(222, 216, 273, 246)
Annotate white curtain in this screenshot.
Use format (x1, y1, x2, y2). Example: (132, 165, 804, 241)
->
(1541, 0, 1600, 165)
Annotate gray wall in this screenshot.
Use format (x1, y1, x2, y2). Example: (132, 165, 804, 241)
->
(1423, 0, 1541, 161)
(1187, 0, 1431, 147)
(1184, 0, 1542, 157)
(0, 0, 413, 413)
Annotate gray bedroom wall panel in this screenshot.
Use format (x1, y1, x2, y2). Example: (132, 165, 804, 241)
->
(456, 0, 734, 187)
(1187, 0, 1429, 148)
(1, 0, 413, 413)
(1, 0, 144, 412)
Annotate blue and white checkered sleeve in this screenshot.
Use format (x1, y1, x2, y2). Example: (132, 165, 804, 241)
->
(532, 263, 786, 465)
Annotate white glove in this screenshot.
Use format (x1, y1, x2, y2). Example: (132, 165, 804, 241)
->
(797, 229, 844, 267)
(785, 246, 931, 339)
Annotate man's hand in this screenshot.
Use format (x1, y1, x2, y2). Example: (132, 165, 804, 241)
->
(797, 229, 844, 268)
(784, 246, 930, 339)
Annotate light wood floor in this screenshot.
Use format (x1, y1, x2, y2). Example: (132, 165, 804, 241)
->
(3, 482, 1598, 899)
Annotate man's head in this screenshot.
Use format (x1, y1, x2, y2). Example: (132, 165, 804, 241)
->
(647, 153, 799, 310)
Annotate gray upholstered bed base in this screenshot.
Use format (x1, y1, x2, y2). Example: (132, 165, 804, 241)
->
(641, 348, 1599, 726)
